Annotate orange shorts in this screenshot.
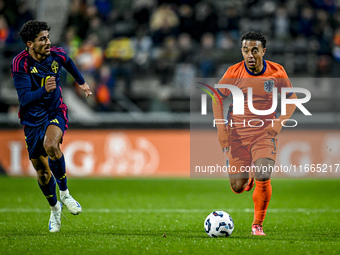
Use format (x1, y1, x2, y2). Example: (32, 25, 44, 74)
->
(226, 134, 278, 175)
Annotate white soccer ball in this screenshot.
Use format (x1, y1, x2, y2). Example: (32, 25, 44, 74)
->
(204, 211, 234, 237)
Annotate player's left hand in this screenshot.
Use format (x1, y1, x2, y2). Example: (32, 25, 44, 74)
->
(79, 82, 93, 98)
(265, 122, 282, 137)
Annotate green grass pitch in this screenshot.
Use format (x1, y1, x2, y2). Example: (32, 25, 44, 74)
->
(0, 177, 339, 255)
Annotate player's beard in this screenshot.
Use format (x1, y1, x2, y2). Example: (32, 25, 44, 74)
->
(249, 66, 255, 71)
(33, 47, 51, 58)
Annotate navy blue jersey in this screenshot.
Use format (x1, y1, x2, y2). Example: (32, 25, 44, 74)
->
(11, 47, 85, 127)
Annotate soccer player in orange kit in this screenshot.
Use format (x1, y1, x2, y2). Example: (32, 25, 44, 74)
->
(213, 31, 297, 235)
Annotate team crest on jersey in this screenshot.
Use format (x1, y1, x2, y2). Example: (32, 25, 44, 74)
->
(264, 80, 274, 93)
(51, 61, 59, 73)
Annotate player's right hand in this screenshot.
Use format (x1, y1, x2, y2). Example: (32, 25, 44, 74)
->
(265, 120, 282, 137)
(45, 76, 56, 93)
(218, 129, 230, 149)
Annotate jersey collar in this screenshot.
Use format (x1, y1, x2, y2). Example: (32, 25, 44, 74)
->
(244, 60, 267, 76)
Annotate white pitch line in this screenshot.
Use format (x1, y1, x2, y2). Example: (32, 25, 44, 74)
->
(0, 208, 339, 213)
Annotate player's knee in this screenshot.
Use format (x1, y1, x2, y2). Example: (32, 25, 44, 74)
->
(230, 181, 246, 194)
(43, 140, 59, 158)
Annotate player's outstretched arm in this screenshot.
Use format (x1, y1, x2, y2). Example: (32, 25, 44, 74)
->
(79, 82, 92, 98)
(212, 92, 230, 150)
(61, 53, 91, 98)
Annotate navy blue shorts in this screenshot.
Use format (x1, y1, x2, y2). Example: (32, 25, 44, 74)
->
(24, 110, 68, 159)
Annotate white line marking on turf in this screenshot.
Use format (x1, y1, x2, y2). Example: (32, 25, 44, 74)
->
(0, 208, 339, 213)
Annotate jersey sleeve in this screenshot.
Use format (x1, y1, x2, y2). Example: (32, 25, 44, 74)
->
(213, 67, 234, 148)
(277, 66, 294, 98)
(213, 67, 233, 122)
(11, 59, 47, 107)
(52, 46, 85, 85)
(216, 67, 234, 99)
(276, 65, 297, 119)
(63, 58, 85, 85)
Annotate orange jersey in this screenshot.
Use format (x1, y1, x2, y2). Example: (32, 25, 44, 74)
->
(213, 60, 295, 139)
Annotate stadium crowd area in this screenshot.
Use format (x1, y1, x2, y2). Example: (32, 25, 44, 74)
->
(1, 0, 340, 112)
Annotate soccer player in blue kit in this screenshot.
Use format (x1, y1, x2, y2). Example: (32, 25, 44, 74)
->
(11, 20, 92, 232)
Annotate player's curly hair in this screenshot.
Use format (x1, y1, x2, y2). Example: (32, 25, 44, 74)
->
(241, 31, 266, 48)
(19, 20, 50, 44)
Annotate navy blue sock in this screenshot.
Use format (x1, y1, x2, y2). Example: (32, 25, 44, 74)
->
(48, 154, 68, 191)
(38, 175, 57, 206)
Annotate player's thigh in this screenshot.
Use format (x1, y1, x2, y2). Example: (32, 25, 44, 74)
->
(44, 124, 63, 146)
(227, 142, 252, 191)
(252, 137, 277, 180)
(43, 112, 67, 149)
(251, 137, 277, 163)
(24, 125, 47, 160)
(227, 140, 252, 176)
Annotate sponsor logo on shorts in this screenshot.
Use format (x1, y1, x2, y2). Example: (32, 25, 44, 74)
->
(50, 119, 59, 124)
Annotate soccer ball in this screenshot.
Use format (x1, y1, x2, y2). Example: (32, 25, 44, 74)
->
(204, 211, 234, 237)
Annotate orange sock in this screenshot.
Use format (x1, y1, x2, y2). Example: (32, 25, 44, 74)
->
(252, 179, 272, 226)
